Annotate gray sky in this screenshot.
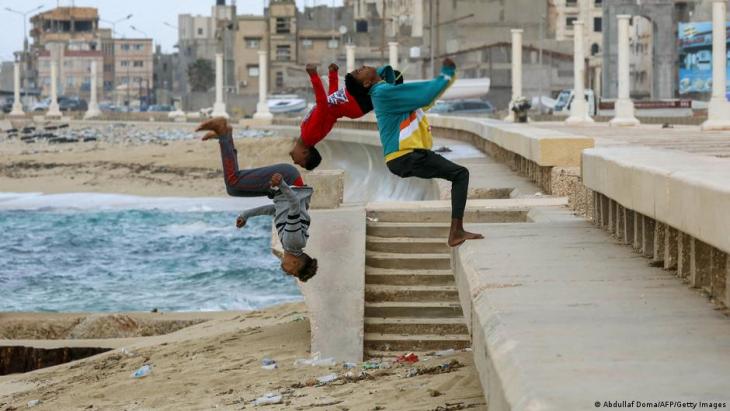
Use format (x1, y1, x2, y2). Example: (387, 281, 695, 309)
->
(0, 0, 342, 61)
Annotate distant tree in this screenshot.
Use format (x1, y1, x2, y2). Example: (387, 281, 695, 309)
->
(187, 59, 215, 92)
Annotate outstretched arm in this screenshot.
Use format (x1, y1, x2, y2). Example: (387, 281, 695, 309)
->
(240, 204, 275, 220)
(307, 64, 328, 106)
(328, 63, 339, 94)
(373, 64, 455, 114)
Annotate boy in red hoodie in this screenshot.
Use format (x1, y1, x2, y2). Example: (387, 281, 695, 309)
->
(289, 63, 376, 171)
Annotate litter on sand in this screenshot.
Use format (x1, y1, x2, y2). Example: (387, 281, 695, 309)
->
(395, 352, 419, 364)
(316, 373, 339, 384)
(131, 364, 153, 379)
(254, 392, 283, 406)
(293, 352, 336, 367)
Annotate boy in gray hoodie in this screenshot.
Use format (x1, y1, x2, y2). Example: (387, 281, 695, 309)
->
(197, 118, 318, 282)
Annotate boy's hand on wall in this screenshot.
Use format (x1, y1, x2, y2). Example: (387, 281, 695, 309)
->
(442, 58, 456, 70)
(306, 64, 318, 75)
(328, 63, 339, 72)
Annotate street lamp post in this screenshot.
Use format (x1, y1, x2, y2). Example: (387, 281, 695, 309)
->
(6, 5, 45, 103)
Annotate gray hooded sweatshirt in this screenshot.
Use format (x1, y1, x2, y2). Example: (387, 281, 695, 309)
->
(239, 184, 313, 256)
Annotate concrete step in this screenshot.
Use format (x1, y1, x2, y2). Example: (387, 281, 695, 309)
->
(365, 284, 459, 303)
(364, 333, 471, 352)
(366, 252, 451, 270)
(366, 222, 451, 238)
(367, 209, 528, 224)
(364, 317, 469, 335)
(365, 267, 456, 286)
(366, 236, 450, 254)
(364, 301, 464, 318)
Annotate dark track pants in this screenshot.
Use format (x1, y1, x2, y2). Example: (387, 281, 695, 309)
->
(218, 133, 303, 197)
(387, 149, 469, 220)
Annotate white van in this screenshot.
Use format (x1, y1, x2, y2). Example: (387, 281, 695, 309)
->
(553, 89, 597, 116)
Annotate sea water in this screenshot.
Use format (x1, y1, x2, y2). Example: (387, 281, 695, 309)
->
(0, 193, 301, 312)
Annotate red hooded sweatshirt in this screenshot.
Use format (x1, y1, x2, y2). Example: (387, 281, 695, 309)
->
(300, 70, 365, 147)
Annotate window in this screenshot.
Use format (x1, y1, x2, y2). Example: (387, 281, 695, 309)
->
(134, 44, 144, 51)
(566, 17, 577, 27)
(66, 76, 75, 87)
(595, 0, 602, 5)
(591, 43, 600, 56)
(327, 39, 339, 49)
(133, 61, 144, 67)
(302, 39, 313, 49)
(245, 37, 261, 48)
(356, 20, 368, 33)
(104, 64, 113, 72)
(121, 44, 130, 51)
(276, 18, 290, 34)
(594, 17, 602, 32)
(275, 71, 284, 88)
(566, 0, 577, 5)
(276, 45, 291, 61)
(247, 65, 259, 77)
(197, 28, 204, 35)
(121, 60, 130, 67)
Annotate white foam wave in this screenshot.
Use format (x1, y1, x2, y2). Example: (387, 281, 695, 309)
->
(0, 192, 270, 212)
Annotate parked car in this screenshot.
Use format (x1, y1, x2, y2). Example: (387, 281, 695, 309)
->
(147, 104, 174, 112)
(1, 98, 16, 113)
(428, 99, 495, 116)
(99, 102, 121, 112)
(32, 98, 51, 112)
(58, 97, 88, 112)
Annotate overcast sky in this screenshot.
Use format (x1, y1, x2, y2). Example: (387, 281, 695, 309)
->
(0, 0, 342, 61)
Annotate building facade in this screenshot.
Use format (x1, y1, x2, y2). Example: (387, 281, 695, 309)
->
(113, 38, 154, 107)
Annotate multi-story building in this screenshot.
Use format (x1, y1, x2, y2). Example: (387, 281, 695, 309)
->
(36, 44, 104, 99)
(178, 0, 237, 95)
(113, 38, 154, 107)
(153, 46, 181, 105)
(233, 15, 267, 95)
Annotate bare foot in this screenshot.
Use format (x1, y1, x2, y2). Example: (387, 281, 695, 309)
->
(448, 229, 484, 247)
(196, 117, 230, 140)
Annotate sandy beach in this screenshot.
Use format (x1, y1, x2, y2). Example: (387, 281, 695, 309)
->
(0, 133, 294, 197)
(0, 304, 486, 411)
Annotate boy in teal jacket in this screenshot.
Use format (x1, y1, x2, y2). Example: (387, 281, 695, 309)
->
(350, 58, 483, 247)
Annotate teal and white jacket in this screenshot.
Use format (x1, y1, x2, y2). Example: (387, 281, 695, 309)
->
(369, 65, 456, 162)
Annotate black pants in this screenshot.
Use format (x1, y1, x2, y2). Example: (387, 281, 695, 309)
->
(387, 150, 469, 219)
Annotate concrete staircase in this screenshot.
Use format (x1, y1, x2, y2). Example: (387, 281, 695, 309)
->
(363, 210, 470, 358)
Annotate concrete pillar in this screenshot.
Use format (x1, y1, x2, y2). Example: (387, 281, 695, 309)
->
(46, 61, 62, 119)
(623, 209, 634, 246)
(505, 29, 523, 122)
(677, 233, 692, 279)
(701, 0, 730, 131)
(607, 199, 615, 234)
(615, 203, 624, 241)
(566, 21, 593, 124)
(84, 61, 101, 120)
(641, 217, 655, 259)
(651, 222, 666, 267)
(664, 227, 678, 271)
(633, 212, 642, 251)
(600, 194, 609, 228)
(253, 50, 273, 122)
(710, 248, 727, 303)
(9, 62, 24, 116)
(211, 53, 229, 118)
(388, 42, 399, 68)
(412, 0, 424, 37)
(346, 44, 356, 73)
(690, 239, 712, 290)
(609, 15, 639, 127)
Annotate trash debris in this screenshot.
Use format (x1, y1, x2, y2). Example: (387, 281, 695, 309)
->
(131, 364, 153, 378)
(254, 392, 282, 406)
(404, 360, 464, 378)
(262, 358, 276, 366)
(294, 353, 336, 367)
(362, 360, 380, 370)
(343, 362, 357, 369)
(434, 349, 456, 357)
(27, 400, 41, 408)
(316, 373, 339, 385)
(395, 352, 419, 364)
(262, 363, 277, 370)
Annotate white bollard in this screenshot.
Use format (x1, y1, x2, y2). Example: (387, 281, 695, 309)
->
(346, 44, 356, 73)
(609, 15, 639, 127)
(253, 50, 273, 122)
(84, 61, 101, 120)
(46, 60, 62, 119)
(702, 0, 730, 130)
(388, 42, 399, 68)
(9, 62, 24, 117)
(211, 53, 229, 119)
(504, 29, 523, 122)
(566, 21, 593, 124)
